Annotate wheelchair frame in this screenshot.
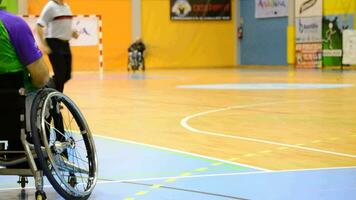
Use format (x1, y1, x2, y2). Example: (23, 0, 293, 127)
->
(0, 89, 98, 200)
(127, 49, 145, 71)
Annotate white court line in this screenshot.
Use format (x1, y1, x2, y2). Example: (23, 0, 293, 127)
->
(180, 100, 356, 159)
(93, 134, 269, 171)
(64, 130, 266, 170)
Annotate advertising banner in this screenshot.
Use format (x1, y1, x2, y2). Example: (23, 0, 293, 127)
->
(170, 0, 231, 20)
(255, 0, 288, 19)
(342, 30, 356, 65)
(322, 14, 354, 66)
(296, 17, 322, 43)
(22, 16, 99, 46)
(296, 43, 322, 68)
(295, 0, 322, 18)
(70, 17, 99, 46)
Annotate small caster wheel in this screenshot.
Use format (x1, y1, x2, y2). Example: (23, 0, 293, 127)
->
(35, 190, 47, 200)
(17, 176, 28, 189)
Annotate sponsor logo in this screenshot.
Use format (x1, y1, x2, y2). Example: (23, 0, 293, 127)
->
(299, 0, 317, 14)
(298, 19, 319, 33)
(172, 0, 192, 17)
(257, 0, 287, 8)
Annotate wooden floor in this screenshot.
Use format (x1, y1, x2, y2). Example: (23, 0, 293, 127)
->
(64, 67, 356, 170)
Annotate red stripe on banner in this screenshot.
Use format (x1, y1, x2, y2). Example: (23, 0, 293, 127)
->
(53, 15, 73, 20)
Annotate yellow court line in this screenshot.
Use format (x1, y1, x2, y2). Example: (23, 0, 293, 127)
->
(193, 167, 209, 172)
(211, 162, 223, 166)
(150, 184, 163, 189)
(165, 178, 177, 183)
(135, 191, 149, 196)
(180, 172, 192, 177)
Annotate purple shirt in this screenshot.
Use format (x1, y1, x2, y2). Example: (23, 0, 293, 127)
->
(0, 10, 42, 66)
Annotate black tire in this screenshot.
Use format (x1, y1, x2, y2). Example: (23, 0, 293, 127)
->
(18, 176, 28, 188)
(31, 89, 98, 200)
(127, 57, 131, 71)
(142, 58, 145, 71)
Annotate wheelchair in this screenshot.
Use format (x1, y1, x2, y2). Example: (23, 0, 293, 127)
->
(127, 49, 145, 71)
(0, 88, 98, 200)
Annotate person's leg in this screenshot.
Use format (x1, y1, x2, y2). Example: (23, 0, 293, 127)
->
(46, 39, 70, 93)
(63, 52, 72, 84)
(48, 53, 66, 93)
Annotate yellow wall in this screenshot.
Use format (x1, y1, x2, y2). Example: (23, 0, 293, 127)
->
(141, 0, 236, 68)
(323, 0, 356, 28)
(28, 0, 132, 71)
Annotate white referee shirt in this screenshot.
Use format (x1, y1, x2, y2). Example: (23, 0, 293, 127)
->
(37, 0, 73, 41)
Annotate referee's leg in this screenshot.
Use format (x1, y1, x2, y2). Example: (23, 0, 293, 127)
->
(64, 53, 72, 83)
(48, 53, 67, 93)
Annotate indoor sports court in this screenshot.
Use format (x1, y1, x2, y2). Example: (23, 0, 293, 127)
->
(0, 0, 356, 200)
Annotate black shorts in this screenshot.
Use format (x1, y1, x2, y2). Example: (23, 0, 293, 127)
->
(0, 71, 24, 90)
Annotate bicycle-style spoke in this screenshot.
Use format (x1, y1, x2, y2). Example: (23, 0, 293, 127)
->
(73, 149, 87, 191)
(67, 151, 89, 165)
(44, 120, 66, 139)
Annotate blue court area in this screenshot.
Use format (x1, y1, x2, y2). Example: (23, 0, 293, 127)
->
(0, 136, 355, 200)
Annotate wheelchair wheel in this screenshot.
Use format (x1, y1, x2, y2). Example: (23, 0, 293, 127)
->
(18, 176, 28, 188)
(31, 89, 98, 200)
(141, 57, 145, 71)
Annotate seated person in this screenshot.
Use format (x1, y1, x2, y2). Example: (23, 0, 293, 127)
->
(0, 9, 49, 92)
(0, 9, 49, 164)
(128, 38, 146, 63)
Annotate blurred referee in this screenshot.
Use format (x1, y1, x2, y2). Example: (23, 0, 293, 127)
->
(35, 0, 78, 93)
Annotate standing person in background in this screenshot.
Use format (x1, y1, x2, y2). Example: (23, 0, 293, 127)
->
(35, 0, 78, 93)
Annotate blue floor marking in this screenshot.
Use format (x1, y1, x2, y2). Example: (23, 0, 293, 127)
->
(1, 136, 356, 200)
(139, 168, 356, 200)
(94, 136, 258, 181)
